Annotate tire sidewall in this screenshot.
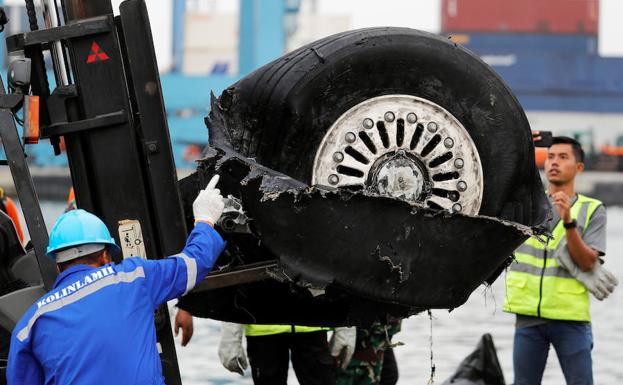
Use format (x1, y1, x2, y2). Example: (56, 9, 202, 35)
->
(225, 29, 533, 217)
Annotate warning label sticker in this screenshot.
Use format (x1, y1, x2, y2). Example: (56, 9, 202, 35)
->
(118, 219, 147, 259)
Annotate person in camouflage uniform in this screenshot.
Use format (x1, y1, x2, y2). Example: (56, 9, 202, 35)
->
(337, 319, 402, 385)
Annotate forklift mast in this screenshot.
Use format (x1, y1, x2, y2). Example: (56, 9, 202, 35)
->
(3, 0, 189, 382)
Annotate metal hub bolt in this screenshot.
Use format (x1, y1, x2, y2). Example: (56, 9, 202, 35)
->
(427, 122, 438, 133)
(454, 158, 464, 169)
(328, 174, 339, 185)
(333, 152, 344, 162)
(362, 118, 374, 129)
(384, 112, 395, 122)
(406, 113, 417, 124)
(457, 180, 467, 192)
(345, 132, 356, 143)
(444, 138, 454, 148)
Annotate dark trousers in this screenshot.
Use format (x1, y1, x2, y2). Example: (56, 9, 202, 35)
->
(246, 331, 336, 385)
(513, 321, 593, 385)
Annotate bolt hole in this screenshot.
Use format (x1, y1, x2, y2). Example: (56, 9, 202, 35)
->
(222, 218, 237, 232)
(432, 188, 460, 202)
(429, 152, 453, 168)
(432, 171, 460, 182)
(426, 201, 444, 210)
(376, 121, 390, 149)
(337, 165, 365, 178)
(344, 146, 370, 165)
(396, 118, 405, 147)
(358, 131, 377, 155)
(421, 134, 441, 158)
(410, 123, 424, 150)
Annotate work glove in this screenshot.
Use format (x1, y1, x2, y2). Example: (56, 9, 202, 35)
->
(329, 327, 357, 369)
(218, 322, 248, 375)
(193, 175, 225, 225)
(555, 240, 619, 300)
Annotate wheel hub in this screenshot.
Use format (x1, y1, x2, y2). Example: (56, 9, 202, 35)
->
(369, 150, 429, 202)
(312, 94, 484, 215)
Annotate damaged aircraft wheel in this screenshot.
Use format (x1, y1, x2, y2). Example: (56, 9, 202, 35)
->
(185, 27, 549, 326)
(211, 27, 542, 222)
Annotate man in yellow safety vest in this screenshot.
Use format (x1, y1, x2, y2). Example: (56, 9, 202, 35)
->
(504, 135, 615, 385)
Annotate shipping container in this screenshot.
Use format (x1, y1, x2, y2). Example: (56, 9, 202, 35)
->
(442, 0, 599, 35)
(447, 34, 623, 112)
(447, 33, 598, 56)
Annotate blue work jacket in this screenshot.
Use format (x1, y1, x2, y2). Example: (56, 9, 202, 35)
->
(7, 222, 225, 385)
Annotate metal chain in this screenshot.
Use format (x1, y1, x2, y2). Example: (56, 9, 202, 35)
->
(25, 0, 39, 31)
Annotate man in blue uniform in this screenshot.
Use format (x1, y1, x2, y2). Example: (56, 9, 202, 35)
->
(7, 176, 226, 385)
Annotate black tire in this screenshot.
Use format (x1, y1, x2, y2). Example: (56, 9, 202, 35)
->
(209, 27, 545, 225)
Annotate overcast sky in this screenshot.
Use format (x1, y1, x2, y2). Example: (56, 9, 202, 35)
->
(124, 0, 623, 70)
(316, 0, 623, 57)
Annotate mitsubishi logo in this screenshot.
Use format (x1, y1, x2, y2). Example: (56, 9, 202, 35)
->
(86, 42, 110, 63)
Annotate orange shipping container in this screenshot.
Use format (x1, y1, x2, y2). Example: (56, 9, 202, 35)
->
(442, 0, 599, 35)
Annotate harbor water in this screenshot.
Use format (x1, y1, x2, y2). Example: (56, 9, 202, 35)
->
(32, 202, 623, 384)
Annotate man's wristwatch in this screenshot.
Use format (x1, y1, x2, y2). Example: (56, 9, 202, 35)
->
(563, 219, 577, 229)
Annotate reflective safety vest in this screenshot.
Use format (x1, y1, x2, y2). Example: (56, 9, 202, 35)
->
(503, 194, 602, 322)
(244, 324, 328, 337)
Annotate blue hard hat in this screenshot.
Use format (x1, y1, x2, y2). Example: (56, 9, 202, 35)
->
(46, 209, 121, 259)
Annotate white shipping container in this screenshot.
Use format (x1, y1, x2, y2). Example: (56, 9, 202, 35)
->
(183, 12, 238, 75)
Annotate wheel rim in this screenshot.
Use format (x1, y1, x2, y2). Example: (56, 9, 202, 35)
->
(312, 95, 483, 215)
